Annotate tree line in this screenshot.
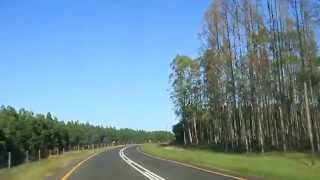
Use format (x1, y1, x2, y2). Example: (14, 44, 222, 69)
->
(171, 0, 320, 153)
(0, 105, 173, 167)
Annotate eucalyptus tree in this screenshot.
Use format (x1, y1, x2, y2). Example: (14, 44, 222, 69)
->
(171, 0, 320, 153)
(170, 55, 202, 145)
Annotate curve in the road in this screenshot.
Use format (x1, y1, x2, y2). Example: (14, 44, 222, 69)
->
(63, 145, 247, 180)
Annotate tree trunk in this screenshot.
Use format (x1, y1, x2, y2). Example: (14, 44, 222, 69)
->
(304, 82, 314, 153)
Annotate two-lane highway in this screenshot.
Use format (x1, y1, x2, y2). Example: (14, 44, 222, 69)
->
(67, 145, 243, 180)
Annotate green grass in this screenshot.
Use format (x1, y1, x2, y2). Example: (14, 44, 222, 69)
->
(0, 147, 117, 180)
(142, 143, 320, 180)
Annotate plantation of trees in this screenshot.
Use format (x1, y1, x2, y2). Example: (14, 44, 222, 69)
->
(0, 106, 173, 167)
(171, 0, 320, 153)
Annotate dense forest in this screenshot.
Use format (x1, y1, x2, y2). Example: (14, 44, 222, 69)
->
(171, 0, 320, 153)
(0, 105, 173, 167)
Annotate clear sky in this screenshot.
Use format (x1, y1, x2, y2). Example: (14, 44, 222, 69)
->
(0, 0, 211, 131)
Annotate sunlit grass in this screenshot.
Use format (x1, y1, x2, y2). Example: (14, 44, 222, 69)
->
(0, 147, 116, 180)
(142, 143, 320, 180)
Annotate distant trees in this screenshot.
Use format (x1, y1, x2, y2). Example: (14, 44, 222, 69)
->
(171, 0, 320, 153)
(0, 105, 173, 167)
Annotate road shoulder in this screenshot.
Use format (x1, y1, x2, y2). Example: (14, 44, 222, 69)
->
(139, 145, 258, 180)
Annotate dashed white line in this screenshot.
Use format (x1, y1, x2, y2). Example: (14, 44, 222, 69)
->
(119, 146, 166, 180)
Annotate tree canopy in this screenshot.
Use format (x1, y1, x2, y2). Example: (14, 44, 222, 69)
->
(0, 105, 173, 167)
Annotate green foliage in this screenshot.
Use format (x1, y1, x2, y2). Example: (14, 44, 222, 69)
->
(0, 105, 174, 167)
(316, 56, 320, 66)
(172, 122, 184, 144)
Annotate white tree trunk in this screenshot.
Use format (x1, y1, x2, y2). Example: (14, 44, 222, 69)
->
(304, 82, 314, 153)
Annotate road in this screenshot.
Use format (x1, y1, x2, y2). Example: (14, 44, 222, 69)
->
(67, 145, 242, 180)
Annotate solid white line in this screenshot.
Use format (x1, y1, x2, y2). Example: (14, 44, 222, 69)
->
(119, 146, 166, 180)
(136, 146, 246, 180)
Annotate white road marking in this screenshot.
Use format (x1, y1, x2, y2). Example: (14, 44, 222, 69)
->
(136, 146, 246, 180)
(119, 146, 166, 180)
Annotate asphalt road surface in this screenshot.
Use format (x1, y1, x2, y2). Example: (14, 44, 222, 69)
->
(68, 145, 241, 180)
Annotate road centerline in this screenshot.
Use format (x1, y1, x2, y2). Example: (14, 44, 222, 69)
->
(119, 146, 166, 180)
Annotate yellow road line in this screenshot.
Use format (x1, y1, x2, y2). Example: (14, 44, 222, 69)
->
(60, 151, 100, 180)
(60, 146, 122, 180)
(137, 146, 247, 180)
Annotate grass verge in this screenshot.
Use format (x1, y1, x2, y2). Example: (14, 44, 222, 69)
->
(142, 143, 320, 180)
(0, 147, 116, 180)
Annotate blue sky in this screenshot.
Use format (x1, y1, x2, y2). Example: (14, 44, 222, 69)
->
(0, 0, 211, 130)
